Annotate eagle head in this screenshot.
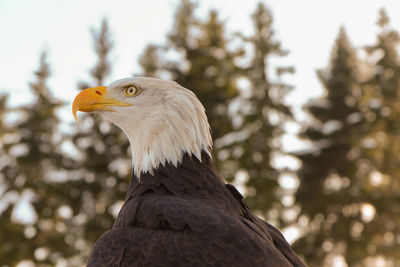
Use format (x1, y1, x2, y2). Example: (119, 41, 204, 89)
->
(72, 77, 212, 176)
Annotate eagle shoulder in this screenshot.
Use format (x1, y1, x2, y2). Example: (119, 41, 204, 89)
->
(88, 193, 292, 267)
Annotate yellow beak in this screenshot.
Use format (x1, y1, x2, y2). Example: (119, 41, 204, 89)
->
(72, 86, 131, 122)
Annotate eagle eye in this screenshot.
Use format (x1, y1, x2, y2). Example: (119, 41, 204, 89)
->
(124, 85, 140, 97)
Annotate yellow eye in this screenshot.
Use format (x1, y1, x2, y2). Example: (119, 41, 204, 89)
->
(124, 86, 139, 96)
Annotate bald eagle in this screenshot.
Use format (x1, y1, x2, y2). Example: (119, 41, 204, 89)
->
(73, 77, 305, 267)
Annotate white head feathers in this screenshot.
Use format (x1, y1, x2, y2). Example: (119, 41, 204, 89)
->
(100, 77, 213, 176)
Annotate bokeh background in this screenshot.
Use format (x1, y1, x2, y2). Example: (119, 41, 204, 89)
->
(1, 0, 400, 266)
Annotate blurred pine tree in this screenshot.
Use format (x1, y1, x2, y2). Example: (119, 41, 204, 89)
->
(0, 52, 69, 266)
(139, 44, 160, 78)
(292, 27, 382, 266)
(225, 3, 294, 219)
(358, 8, 400, 264)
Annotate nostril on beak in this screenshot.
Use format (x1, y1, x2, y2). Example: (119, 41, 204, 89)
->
(95, 90, 102, 96)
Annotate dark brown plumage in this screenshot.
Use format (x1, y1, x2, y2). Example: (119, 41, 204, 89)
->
(87, 152, 305, 267)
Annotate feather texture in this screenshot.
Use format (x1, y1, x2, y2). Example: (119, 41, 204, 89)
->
(87, 153, 305, 267)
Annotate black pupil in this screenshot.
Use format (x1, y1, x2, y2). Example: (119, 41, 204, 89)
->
(129, 88, 134, 93)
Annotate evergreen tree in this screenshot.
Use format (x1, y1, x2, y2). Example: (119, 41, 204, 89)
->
(0, 52, 69, 266)
(90, 19, 112, 86)
(293, 28, 370, 266)
(357, 9, 400, 265)
(225, 3, 294, 218)
(139, 45, 161, 77)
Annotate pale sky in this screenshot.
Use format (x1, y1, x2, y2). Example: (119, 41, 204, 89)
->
(2, 0, 400, 122)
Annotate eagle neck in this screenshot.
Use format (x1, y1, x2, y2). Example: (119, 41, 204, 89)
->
(126, 151, 226, 198)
